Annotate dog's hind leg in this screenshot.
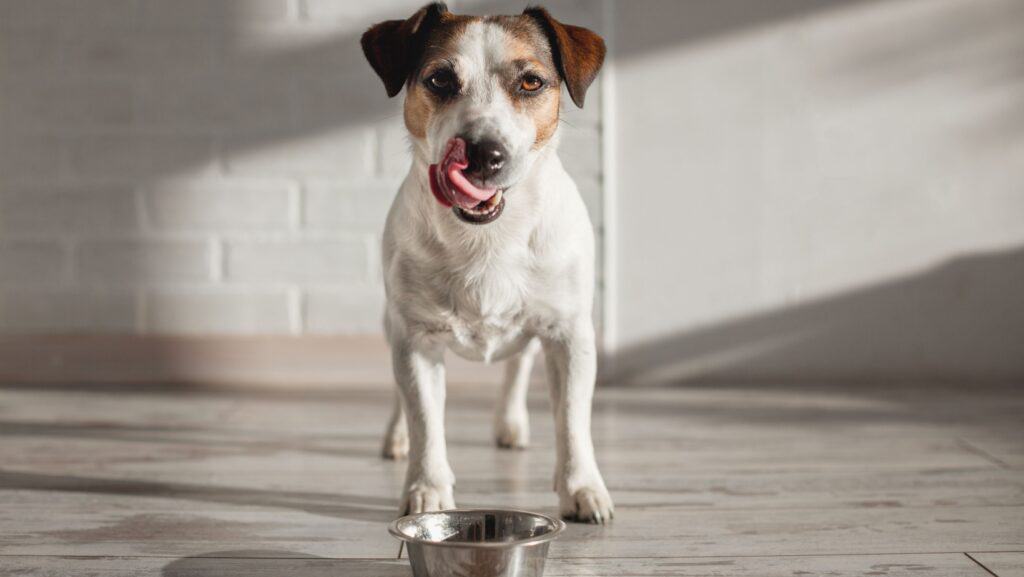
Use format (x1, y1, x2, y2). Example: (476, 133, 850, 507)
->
(381, 389, 409, 460)
(494, 338, 540, 449)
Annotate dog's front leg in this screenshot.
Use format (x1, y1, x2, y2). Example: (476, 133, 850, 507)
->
(542, 319, 614, 523)
(391, 336, 455, 514)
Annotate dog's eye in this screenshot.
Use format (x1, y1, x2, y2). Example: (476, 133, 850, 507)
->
(426, 69, 457, 95)
(519, 74, 544, 93)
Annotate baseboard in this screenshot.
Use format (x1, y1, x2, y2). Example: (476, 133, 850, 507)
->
(0, 335, 514, 388)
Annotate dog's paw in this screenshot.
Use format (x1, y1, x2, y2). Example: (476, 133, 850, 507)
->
(381, 429, 409, 460)
(560, 485, 614, 524)
(400, 483, 455, 515)
(494, 411, 529, 449)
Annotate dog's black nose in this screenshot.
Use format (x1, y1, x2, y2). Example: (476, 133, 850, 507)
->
(466, 139, 506, 179)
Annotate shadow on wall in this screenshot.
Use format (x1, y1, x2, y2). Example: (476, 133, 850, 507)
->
(814, 0, 1024, 146)
(614, 0, 1024, 143)
(613, 0, 878, 58)
(606, 246, 1024, 386)
(15, 0, 1008, 188)
(2, 0, 609, 188)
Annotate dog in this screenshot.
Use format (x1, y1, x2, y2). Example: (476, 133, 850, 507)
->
(361, 2, 612, 524)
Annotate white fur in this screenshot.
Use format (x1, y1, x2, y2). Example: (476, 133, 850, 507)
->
(381, 21, 613, 523)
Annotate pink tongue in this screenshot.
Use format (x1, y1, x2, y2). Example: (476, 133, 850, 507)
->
(430, 138, 497, 209)
(447, 164, 495, 202)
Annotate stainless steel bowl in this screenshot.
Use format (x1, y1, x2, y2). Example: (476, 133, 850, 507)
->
(389, 509, 566, 577)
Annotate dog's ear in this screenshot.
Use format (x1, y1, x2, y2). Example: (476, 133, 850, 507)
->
(523, 6, 605, 108)
(361, 2, 449, 97)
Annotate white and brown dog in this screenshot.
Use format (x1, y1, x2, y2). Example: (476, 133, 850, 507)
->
(361, 3, 612, 523)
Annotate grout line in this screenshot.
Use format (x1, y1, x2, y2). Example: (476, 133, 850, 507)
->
(287, 285, 304, 335)
(549, 551, 1024, 560)
(2, 551, 1023, 561)
(208, 237, 224, 283)
(367, 127, 381, 177)
(957, 438, 1012, 469)
(134, 287, 147, 334)
(288, 180, 304, 232)
(285, 0, 301, 21)
(605, 502, 1024, 514)
(60, 237, 77, 287)
(134, 185, 151, 234)
(965, 552, 1001, 576)
(599, 0, 618, 361)
(551, 550, 1024, 561)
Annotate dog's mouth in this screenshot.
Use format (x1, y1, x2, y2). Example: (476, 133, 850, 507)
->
(452, 189, 505, 224)
(429, 138, 505, 225)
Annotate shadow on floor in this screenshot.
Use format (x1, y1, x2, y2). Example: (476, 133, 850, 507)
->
(0, 419, 384, 459)
(0, 470, 396, 523)
(161, 551, 409, 577)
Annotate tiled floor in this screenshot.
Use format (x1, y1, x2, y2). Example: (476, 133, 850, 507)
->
(0, 380, 1021, 575)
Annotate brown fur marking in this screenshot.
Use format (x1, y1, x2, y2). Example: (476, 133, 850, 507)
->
(366, 4, 599, 149)
(361, 3, 449, 98)
(496, 16, 561, 149)
(523, 7, 605, 108)
(401, 12, 474, 139)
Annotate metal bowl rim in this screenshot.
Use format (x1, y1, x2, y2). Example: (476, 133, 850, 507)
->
(388, 508, 567, 549)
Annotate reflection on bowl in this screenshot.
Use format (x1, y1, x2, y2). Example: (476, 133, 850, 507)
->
(389, 509, 566, 577)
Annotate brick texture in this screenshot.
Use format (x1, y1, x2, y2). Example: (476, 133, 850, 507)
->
(0, 242, 68, 285)
(305, 286, 386, 335)
(225, 239, 370, 282)
(145, 182, 293, 231)
(0, 0, 605, 335)
(0, 185, 139, 235)
(0, 290, 137, 333)
(77, 240, 213, 285)
(144, 289, 292, 334)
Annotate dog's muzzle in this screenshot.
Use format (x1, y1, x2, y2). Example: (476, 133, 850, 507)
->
(429, 138, 506, 225)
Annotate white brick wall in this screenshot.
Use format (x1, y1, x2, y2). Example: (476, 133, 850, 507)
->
(0, 242, 67, 285)
(144, 289, 292, 334)
(224, 239, 371, 282)
(145, 182, 293, 231)
(0, 0, 605, 335)
(0, 290, 137, 332)
(76, 240, 213, 284)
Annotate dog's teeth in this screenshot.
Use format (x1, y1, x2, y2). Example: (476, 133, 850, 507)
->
(487, 190, 503, 207)
(459, 191, 502, 219)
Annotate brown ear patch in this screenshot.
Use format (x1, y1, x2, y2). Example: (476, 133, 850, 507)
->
(523, 6, 605, 108)
(361, 2, 450, 97)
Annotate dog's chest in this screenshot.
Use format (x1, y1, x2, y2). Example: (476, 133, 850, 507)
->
(432, 258, 536, 362)
(442, 310, 531, 363)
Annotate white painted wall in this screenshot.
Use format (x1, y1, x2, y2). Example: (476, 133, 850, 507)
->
(608, 0, 1024, 382)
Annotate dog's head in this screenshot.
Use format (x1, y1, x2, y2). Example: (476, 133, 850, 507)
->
(362, 3, 604, 225)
